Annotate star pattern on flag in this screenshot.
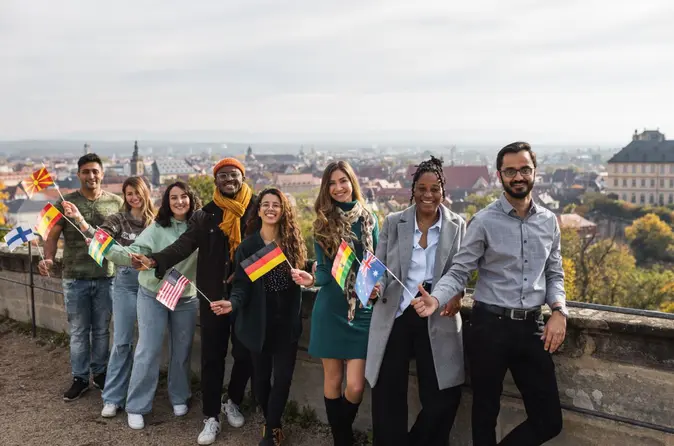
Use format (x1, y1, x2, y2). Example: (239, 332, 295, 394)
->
(354, 251, 387, 307)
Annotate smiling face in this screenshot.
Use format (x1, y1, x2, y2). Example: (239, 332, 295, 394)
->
(168, 185, 191, 220)
(499, 150, 536, 199)
(258, 192, 283, 226)
(124, 185, 143, 209)
(328, 169, 354, 203)
(214, 166, 243, 198)
(413, 171, 443, 214)
(77, 161, 103, 192)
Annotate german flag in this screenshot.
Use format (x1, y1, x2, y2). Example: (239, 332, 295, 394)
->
(21, 167, 54, 199)
(35, 203, 63, 238)
(241, 242, 288, 282)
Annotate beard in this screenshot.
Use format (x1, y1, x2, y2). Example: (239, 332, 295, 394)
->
(502, 179, 533, 199)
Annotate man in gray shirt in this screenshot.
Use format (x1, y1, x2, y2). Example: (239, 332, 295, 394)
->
(412, 142, 567, 446)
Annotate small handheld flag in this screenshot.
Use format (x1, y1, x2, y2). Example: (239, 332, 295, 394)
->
(88, 228, 114, 266)
(354, 251, 387, 307)
(3, 226, 36, 252)
(35, 203, 63, 238)
(21, 167, 54, 199)
(241, 242, 288, 282)
(331, 239, 356, 290)
(157, 268, 190, 311)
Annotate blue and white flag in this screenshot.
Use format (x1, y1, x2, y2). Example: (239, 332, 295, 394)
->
(3, 226, 36, 252)
(355, 250, 387, 307)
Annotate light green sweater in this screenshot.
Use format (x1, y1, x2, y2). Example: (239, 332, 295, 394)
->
(105, 218, 198, 298)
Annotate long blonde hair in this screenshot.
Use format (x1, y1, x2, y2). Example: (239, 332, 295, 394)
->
(313, 161, 365, 258)
(122, 176, 156, 227)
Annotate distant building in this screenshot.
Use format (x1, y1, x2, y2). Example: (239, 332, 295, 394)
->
(558, 213, 597, 238)
(130, 141, 144, 176)
(151, 159, 202, 186)
(606, 129, 674, 205)
(271, 173, 321, 193)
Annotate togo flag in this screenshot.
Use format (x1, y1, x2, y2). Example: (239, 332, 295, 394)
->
(88, 228, 114, 266)
(3, 226, 36, 251)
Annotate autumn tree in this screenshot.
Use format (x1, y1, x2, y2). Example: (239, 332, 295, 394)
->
(562, 258, 577, 301)
(624, 267, 674, 310)
(624, 213, 674, 265)
(187, 175, 216, 205)
(466, 192, 498, 212)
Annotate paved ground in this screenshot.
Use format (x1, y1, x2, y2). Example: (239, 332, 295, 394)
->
(0, 317, 338, 446)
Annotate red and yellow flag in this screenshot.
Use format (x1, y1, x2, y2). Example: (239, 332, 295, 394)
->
(241, 242, 288, 282)
(21, 167, 54, 199)
(35, 203, 63, 238)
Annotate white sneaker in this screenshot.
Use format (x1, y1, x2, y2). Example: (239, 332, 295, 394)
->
(127, 413, 145, 430)
(197, 417, 220, 445)
(222, 398, 245, 428)
(173, 404, 188, 417)
(101, 403, 118, 418)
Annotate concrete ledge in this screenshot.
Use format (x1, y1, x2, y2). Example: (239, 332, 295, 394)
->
(1, 248, 673, 445)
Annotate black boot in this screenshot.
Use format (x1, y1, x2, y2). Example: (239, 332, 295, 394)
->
(341, 396, 361, 446)
(324, 396, 345, 445)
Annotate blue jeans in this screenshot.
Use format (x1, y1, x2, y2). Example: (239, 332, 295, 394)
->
(125, 286, 198, 414)
(62, 278, 114, 381)
(102, 267, 140, 407)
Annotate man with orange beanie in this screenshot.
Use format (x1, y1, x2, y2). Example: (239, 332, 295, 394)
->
(135, 157, 256, 445)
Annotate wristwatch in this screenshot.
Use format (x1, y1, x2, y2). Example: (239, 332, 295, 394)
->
(552, 306, 569, 318)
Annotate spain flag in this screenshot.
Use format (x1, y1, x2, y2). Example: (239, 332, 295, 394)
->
(21, 167, 54, 199)
(241, 242, 288, 282)
(35, 203, 63, 238)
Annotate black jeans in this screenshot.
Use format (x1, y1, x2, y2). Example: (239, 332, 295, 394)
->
(467, 306, 563, 446)
(372, 306, 462, 446)
(200, 297, 252, 418)
(250, 324, 298, 430)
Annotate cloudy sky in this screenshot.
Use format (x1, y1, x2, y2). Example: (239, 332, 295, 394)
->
(1, 0, 673, 145)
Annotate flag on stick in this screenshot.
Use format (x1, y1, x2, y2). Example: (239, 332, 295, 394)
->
(354, 250, 387, 307)
(3, 226, 36, 251)
(88, 228, 114, 266)
(241, 242, 288, 282)
(35, 203, 63, 238)
(156, 268, 190, 311)
(331, 239, 356, 290)
(21, 167, 54, 199)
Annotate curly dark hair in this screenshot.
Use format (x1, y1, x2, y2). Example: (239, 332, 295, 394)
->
(155, 181, 202, 228)
(410, 155, 446, 203)
(245, 187, 307, 269)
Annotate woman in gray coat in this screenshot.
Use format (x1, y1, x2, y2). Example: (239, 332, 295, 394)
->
(366, 157, 466, 446)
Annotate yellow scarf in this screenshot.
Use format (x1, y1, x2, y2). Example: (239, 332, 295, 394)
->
(212, 183, 253, 260)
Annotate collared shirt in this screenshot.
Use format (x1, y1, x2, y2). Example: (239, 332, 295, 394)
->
(398, 214, 442, 317)
(433, 193, 565, 309)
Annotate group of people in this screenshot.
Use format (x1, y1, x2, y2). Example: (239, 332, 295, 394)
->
(38, 141, 568, 446)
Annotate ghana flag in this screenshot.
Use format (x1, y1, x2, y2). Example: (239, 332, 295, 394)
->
(241, 242, 288, 282)
(88, 228, 114, 266)
(331, 239, 356, 290)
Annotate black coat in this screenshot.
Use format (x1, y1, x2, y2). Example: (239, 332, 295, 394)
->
(151, 199, 257, 300)
(230, 232, 306, 353)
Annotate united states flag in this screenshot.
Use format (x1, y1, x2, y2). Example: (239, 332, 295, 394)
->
(156, 268, 190, 311)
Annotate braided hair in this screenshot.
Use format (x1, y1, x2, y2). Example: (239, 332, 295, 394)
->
(410, 155, 446, 203)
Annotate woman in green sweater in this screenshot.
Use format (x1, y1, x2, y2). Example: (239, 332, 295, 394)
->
(103, 181, 202, 430)
(294, 161, 379, 445)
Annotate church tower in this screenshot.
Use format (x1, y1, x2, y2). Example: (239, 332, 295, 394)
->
(130, 140, 144, 176)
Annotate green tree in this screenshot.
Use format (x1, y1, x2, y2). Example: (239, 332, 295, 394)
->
(466, 192, 498, 212)
(188, 175, 215, 205)
(582, 240, 636, 305)
(624, 213, 674, 265)
(624, 267, 674, 310)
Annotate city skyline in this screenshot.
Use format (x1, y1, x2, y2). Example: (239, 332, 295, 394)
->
(2, 0, 673, 144)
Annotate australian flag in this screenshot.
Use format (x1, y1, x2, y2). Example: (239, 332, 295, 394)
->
(355, 250, 387, 307)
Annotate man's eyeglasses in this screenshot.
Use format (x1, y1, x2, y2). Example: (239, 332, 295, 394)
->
(216, 172, 242, 181)
(500, 167, 534, 178)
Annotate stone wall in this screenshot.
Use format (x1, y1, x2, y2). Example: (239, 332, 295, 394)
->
(1, 248, 673, 445)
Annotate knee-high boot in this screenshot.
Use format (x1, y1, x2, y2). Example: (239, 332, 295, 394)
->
(341, 396, 361, 446)
(324, 396, 345, 445)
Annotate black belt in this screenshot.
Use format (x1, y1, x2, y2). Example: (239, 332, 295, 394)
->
(473, 301, 540, 321)
(414, 281, 433, 298)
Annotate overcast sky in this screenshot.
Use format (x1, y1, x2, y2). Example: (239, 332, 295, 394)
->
(1, 0, 673, 145)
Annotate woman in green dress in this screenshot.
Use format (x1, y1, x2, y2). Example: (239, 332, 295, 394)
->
(293, 161, 379, 446)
